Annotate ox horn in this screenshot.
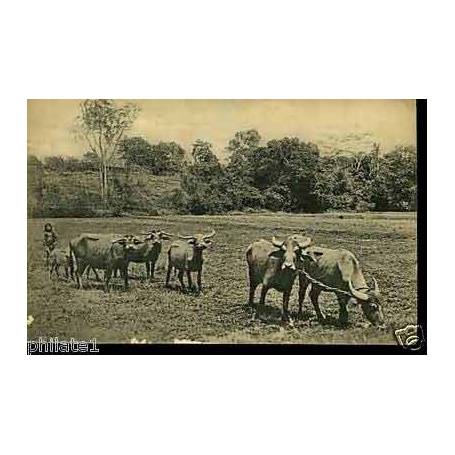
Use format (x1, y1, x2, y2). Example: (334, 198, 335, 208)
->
(348, 280, 369, 302)
(203, 230, 216, 240)
(159, 231, 173, 238)
(177, 234, 196, 240)
(272, 236, 285, 248)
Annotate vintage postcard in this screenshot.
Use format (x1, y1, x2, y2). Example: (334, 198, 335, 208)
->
(27, 99, 426, 354)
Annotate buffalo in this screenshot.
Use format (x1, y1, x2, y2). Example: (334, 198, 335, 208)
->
(113, 230, 173, 281)
(165, 230, 216, 293)
(246, 234, 313, 322)
(49, 248, 72, 280)
(298, 246, 384, 327)
(69, 233, 145, 291)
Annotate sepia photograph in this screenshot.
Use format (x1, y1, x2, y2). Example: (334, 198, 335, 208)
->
(27, 99, 425, 353)
(9, 1, 453, 454)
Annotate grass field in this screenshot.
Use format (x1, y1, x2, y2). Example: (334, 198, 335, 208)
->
(27, 212, 417, 344)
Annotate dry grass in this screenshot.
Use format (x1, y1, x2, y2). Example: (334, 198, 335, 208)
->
(27, 212, 417, 344)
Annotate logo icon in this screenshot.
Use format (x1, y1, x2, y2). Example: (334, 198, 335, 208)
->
(394, 324, 425, 350)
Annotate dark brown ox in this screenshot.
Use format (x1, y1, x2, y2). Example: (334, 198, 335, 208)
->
(298, 246, 384, 327)
(113, 230, 173, 281)
(69, 233, 145, 291)
(165, 230, 216, 293)
(246, 234, 313, 322)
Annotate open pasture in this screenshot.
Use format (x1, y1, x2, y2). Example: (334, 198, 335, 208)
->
(27, 213, 417, 344)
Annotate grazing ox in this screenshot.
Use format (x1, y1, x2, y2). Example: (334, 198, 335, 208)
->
(49, 248, 72, 279)
(69, 233, 144, 291)
(298, 246, 384, 327)
(165, 230, 216, 293)
(246, 234, 313, 321)
(114, 230, 173, 281)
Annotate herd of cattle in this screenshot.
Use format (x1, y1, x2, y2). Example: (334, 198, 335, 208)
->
(45, 228, 385, 328)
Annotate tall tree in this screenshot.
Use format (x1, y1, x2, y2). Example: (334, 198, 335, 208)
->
(226, 129, 261, 182)
(118, 136, 153, 168)
(74, 99, 139, 203)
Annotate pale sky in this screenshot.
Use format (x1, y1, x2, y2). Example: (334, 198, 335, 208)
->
(27, 99, 416, 161)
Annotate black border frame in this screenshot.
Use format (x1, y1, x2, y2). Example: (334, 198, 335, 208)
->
(32, 100, 427, 355)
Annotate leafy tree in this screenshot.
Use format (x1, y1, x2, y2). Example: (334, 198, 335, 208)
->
(118, 136, 153, 168)
(150, 141, 185, 175)
(372, 145, 417, 211)
(226, 129, 261, 180)
(249, 137, 320, 211)
(190, 140, 222, 178)
(315, 154, 356, 210)
(74, 99, 139, 204)
(119, 137, 185, 175)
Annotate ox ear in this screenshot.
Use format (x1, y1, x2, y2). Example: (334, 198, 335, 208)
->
(112, 238, 127, 245)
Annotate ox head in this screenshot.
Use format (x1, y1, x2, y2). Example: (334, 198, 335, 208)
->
(112, 235, 145, 254)
(177, 230, 216, 251)
(142, 230, 173, 246)
(348, 277, 385, 326)
(271, 234, 312, 271)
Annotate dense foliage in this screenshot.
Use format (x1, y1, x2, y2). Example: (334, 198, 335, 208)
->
(176, 130, 417, 214)
(28, 129, 417, 217)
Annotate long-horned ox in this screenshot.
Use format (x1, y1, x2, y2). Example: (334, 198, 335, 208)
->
(246, 234, 313, 322)
(69, 233, 145, 291)
(166, 230, 216, 293)
(298, 246, 384, 327)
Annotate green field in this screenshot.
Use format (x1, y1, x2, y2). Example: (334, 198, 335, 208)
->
(27, 213, 417, 344)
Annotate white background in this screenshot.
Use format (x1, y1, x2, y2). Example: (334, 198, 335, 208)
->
(1, 0, 453, 454)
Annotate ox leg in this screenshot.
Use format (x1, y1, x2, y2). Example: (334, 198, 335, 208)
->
(165, 265, 172, 288)
(49, 262, 54, 279)
(298, 277, 309, 319)
(310, 286, 325, 323)
(282, 289, 292, 323)
(178, 270, 186, 292)
(248, 282, 258, 306)
(92, 267, 101, 282)
(65, 266, 69, 279)
(196, 270, 202, 293)
(123, 263, 129, 290)
(187, 271, 193, 291)
(55, 265, 60, 279)
(247, 266, 258, 306)
(145, 262, 150, 281)
(75, 261, 88, 289)
(254, 285, 269, 319)
(104, 267, 112, 292)
(337, 295, 349, 327)
(150, 261, 156, 281)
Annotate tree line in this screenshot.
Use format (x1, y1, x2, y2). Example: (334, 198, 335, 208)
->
(172, 130, 416, 214)
(28, 100, 417, 217)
